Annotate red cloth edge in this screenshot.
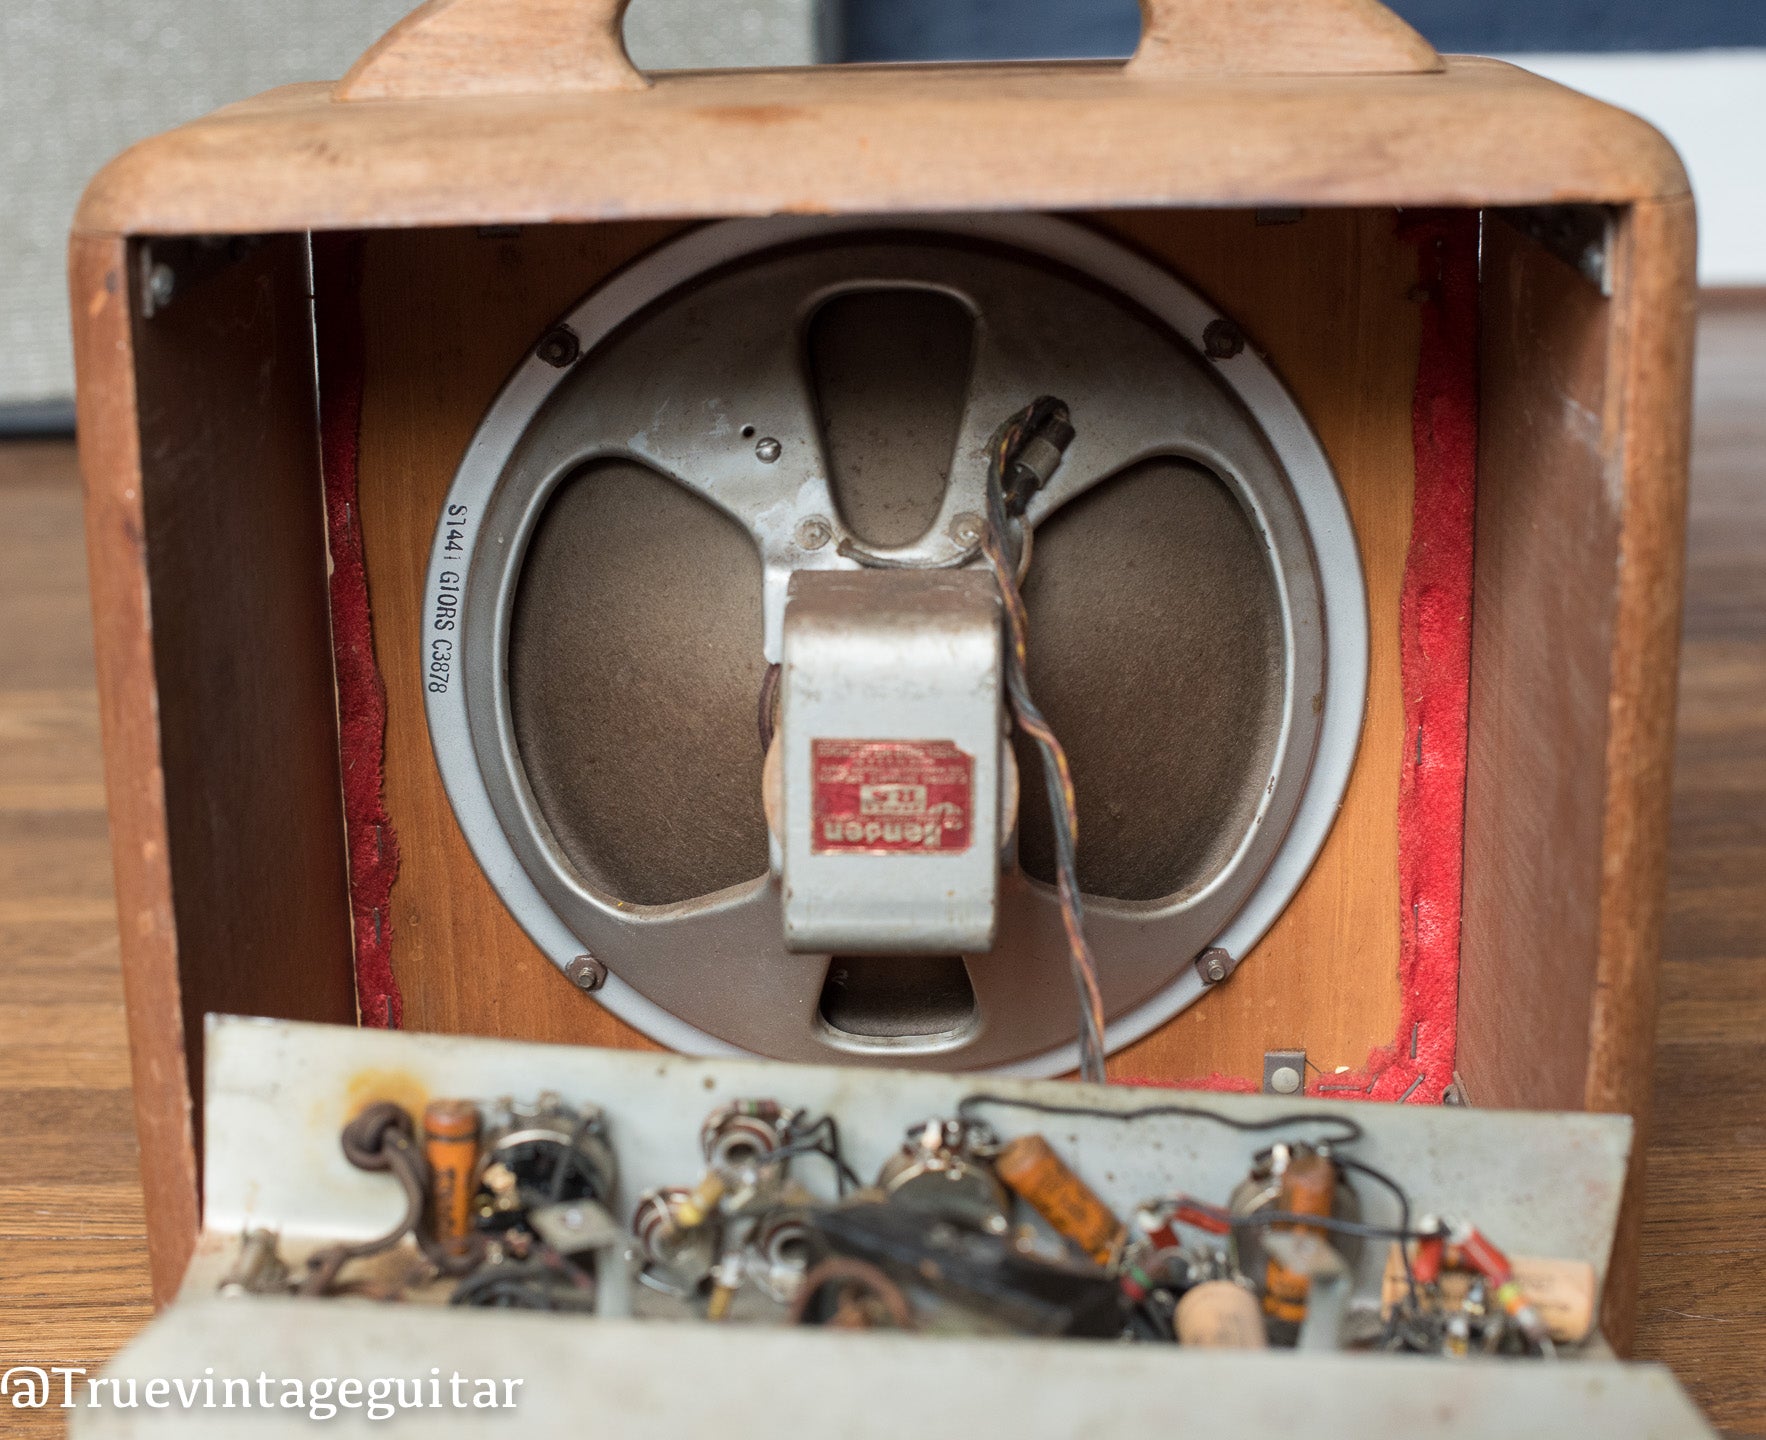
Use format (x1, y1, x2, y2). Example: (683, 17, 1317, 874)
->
(1128, 211, 1479, 1101)
(314, 234, 403, 1030)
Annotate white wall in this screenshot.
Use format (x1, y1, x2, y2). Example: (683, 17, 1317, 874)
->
(1504, 50, 1766, 287)
(0, 0, 829, 413)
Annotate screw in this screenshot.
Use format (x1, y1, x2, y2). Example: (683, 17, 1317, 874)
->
(565, 954, 607, 992)
(1202, 318, 1244, 360)
(949, 511, 986, 547)
(146, 262, 176, 312)
(754, 436, 782, 463)
(1196, 947, 1231, 985)
(795, 515, 832, 550)
(536, 326, 580, 368)
(1269, 1065, 1302, 1095)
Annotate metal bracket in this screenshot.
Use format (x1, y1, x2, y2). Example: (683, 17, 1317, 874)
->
(1495, 206, 1616, 296)
(137, 235, 264, 319)
(1262, 1049, 1307, 1096)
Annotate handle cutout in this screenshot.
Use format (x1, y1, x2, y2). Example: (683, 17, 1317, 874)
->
(336, 0, 1441, 103)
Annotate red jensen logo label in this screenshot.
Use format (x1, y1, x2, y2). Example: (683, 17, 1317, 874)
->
(810, 739, 974, 855)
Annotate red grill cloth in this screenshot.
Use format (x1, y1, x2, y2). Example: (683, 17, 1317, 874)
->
(316, 234, 403, 1030)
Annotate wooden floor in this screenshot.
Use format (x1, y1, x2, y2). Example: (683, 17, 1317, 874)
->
(0, 300, 1761, 1434)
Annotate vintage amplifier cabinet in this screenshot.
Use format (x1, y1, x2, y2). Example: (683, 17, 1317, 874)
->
(69, 0, 1695, 1351)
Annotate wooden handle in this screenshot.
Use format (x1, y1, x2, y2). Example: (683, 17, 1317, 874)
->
(337, 0, 644, 101)
(1128, 0, 1441, 78)
(336, 0, 1441, 103)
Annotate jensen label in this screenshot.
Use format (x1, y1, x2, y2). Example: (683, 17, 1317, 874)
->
(810, 739, 974, 855)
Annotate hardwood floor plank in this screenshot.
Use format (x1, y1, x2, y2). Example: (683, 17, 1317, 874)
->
(1631, 300, 1766, 1436)
(0, 1184, 146, 1241)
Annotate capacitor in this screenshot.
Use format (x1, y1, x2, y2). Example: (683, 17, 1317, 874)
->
(994, 1133, 1125, 1264)
(423, 1099, 481, 1248)
(1444, 1223, 1556, 1352)
(1260, 1148, 1337, 1334)
(1175, 1280, 1268, 1348)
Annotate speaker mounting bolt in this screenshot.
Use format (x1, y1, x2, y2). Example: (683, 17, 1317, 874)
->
(1202, 318, 1245, 360)
(795, 515, 832, 550)
(1195, 947, 1236, 986)
(535, 326, 581, 368)
(949, 511, 986, 547)
(755, 436, 783, 463)
(565, 954, 607, 993)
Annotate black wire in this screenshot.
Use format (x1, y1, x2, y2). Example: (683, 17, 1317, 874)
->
(1336, 1154, 1420, 1317)
(957, 1092, 1365, 1149)
(1230, 1209, 1436, 1243)
(765, 1115, 862, 1195)
(719, 1112, 863, 1194)
(546, 1110, 606, 1205)
(451, 1246, 595, 1310)
(981, 401, 1108, 1083)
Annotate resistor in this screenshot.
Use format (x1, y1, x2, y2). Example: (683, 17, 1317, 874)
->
(1448, 1224, 1555, 1353)
(994, 1133, 1125, 1264)
(422, 1099, 481, 1247)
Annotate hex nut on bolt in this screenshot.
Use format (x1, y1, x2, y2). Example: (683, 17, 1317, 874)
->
(949, 511, 986, 547)
(565, 954, 607, 992)
(536, 327, 581, 368)
(1202, 318, 1245, 360)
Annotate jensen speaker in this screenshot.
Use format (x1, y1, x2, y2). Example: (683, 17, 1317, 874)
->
(70, 0, 1695, 1345)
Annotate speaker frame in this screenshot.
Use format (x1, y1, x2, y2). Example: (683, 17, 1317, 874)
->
(424, 211, 1369, 1072)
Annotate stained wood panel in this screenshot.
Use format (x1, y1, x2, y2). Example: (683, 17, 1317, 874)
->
(352, 222, 682, 1050)
(72, 233, 361, 1304)
(1460, 218, 1618, 1112)
(74, 58, 1689, 243)
(1102, 208, 1417, 1082)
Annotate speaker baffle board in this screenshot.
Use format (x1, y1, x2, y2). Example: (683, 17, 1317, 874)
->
(421, 215, 1368, 1074)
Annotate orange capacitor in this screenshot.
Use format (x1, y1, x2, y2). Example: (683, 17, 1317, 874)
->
(423, 1099, 481, 1246)
(994, 1134, 1125, 1264)
(1261, 1149, 1336, 1328)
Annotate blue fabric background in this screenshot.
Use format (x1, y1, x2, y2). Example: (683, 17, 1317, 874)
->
(838, 0, 1766, 61)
